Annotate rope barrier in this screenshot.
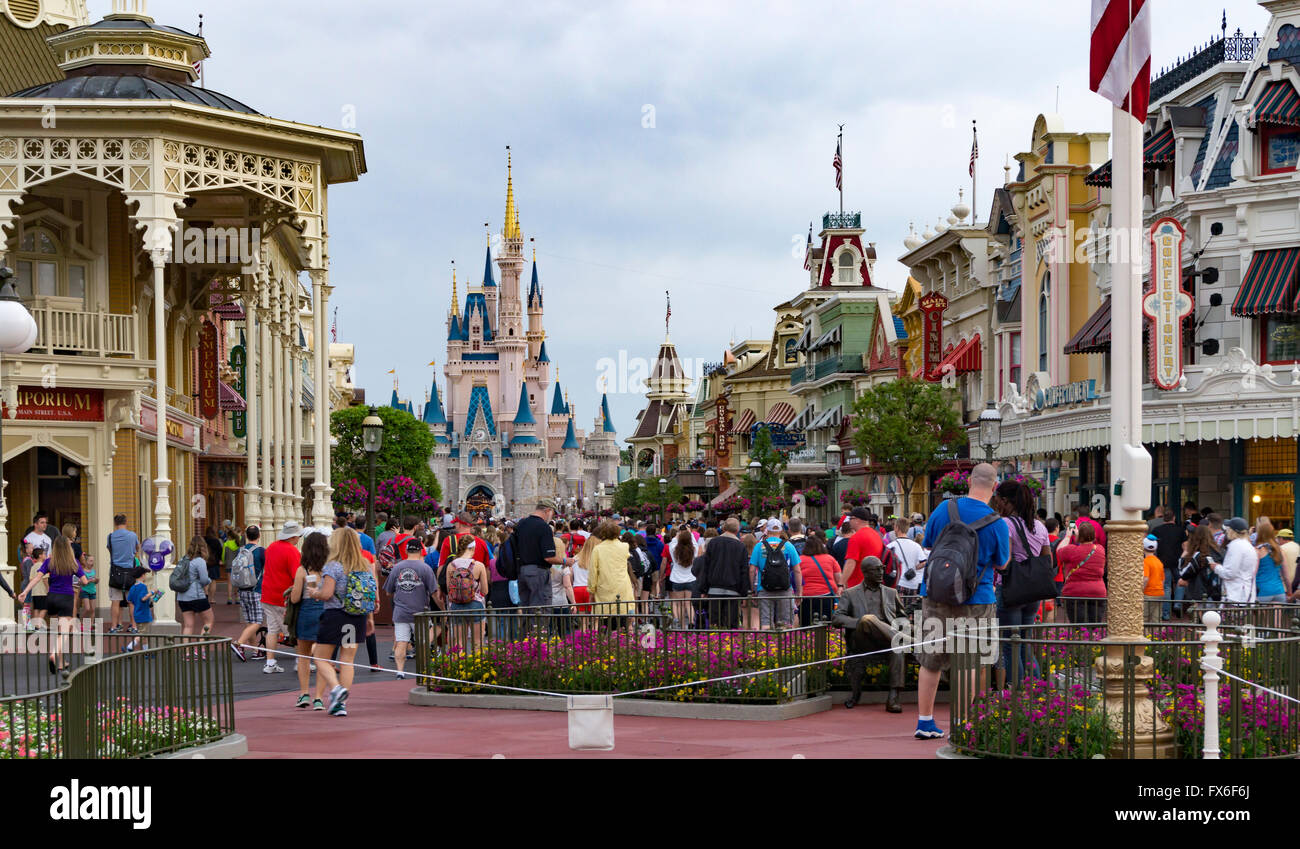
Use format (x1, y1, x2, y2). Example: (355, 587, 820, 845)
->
(1198, 661, 1300, 706)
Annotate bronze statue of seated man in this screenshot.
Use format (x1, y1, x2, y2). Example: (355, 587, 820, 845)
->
(831, 556, 905, 713)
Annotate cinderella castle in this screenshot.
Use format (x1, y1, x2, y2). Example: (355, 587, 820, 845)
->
(420, 151, 619, 515)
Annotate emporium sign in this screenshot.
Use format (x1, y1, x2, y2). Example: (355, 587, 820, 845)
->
(2, 387, 104, 422)
(919, 292, 948, 380)
(1142, 217, 1193, 391)
(230, 343, 247, 438)
(198, 320, 219, 420)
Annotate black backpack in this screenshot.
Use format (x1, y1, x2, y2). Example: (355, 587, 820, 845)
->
(495, 532, 519, 581)
(760, 539, 791, 592)
(925, 499, 999, 605)
(628, 547, 652, 579)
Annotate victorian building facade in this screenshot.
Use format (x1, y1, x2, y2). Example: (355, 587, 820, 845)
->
(0, 0, 365, 626)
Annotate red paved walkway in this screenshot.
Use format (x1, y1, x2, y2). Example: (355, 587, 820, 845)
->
(235, 682, 951, 758)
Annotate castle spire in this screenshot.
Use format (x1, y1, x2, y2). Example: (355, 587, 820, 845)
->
(450, 262, 459, 316)
(503, 146, 521, 241)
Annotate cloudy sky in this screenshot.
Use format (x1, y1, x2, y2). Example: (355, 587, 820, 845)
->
(134, 0, 1270, 437)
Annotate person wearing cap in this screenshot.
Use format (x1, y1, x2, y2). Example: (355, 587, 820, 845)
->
(385, 536, 438, 679)
(839, 507, 884, 590)
(907, 513, 926, 544)
(1212, 517, 1259, 604)
(1277, 527, 1299, 595)
(1149, 508, 1186, 620)
(514, 498, 568, 608)
(748, 517, 801, 630)
(259, 520, 303, 673)
(1141, 534, 1164, 600)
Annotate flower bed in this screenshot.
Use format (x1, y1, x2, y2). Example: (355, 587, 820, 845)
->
(952, 679, 1116, 759)
(0, 697, 223, 759)
(428, 628, 827, 703)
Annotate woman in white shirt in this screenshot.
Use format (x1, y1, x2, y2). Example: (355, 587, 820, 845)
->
(666, 528, 698, 627)
(1213, 517, 1259, 604)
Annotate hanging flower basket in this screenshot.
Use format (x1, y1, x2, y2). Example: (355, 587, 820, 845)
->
(938, 470, 970, 495)
(838, 488, 869, 507)
(684, 499, 707, 512)
(801, 486, 827, 507)
(1009, 473, 1044, 494)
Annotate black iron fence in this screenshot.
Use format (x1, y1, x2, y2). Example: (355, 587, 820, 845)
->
(949, 619, 1300, 759)
(415, 600, 832, 704)
(1, 630, 236, 759)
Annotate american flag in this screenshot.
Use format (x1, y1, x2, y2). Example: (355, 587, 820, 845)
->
(1090, 0, 1151, 122)
(331, 306, 337, 342)
(665, 290, 671, 334)
(833, 138, 842, 190)
(969, 123, 978, 178)
(803, 223, 813, 271)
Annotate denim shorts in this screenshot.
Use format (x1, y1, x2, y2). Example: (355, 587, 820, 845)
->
(449, 599, 486, 624)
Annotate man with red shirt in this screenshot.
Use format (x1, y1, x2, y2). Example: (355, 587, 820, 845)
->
(438, 512, 490, 566)
(259, 521, 302, 673)
(839, 507, 883, 589)
(1074, 503, 1106, 549)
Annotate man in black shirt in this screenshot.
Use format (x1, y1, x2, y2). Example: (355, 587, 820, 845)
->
(1152, 509, 1187, 620)
(513, 498, 565, 607)
(695, 518, 750, 628)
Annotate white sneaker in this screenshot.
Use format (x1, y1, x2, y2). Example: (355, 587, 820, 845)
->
(262, 663, 285, 674)
(396, 671, 407, 680)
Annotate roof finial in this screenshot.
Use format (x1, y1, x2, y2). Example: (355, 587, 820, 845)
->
(450, 261, 459, 316)
(531, 236, 536, 262)
(503, 146, 521, 241)
(1222, 9, 1227, 40)
(485, 221, 490, 246)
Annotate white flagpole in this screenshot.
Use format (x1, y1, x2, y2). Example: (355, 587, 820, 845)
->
(971, 120, 978, 226)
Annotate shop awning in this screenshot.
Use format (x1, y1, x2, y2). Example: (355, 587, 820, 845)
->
(212, 301, 246, 320)
(1144, 126, 1175, 166)
(710, 483, 738, 507)
(794, 325, 813, 352)
(809, 325, 842, 352)
(1084, 160, 1111, 187)
(218, 381, 246, 412)
(1064, 297, 1112, 354)
(809, 404, 843, 431)
(933, 333, 981, 375)
(789, 405, 817, 432)
(1255, 81, 1300, 127)
(765, 402, 795, 426)
(1232, 247, 1300, 316)
(731, 408, 756, 434)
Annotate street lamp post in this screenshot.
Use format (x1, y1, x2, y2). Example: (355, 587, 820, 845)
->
(658, 476, 667, 526)
(704, 468, 716, 523)
(824, 442, 841, 527)
(978, 402, 1002, 465)
(747, 459, 761, 521)
(0, 267, 38, 514)
(361, 406, 384, 539)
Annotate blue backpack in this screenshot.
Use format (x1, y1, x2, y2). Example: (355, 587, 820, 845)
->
(342, 569, 378, 615)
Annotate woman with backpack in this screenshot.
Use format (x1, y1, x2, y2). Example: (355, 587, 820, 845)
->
(289, 532, 330, 709)
(993, 480, 1049, 686)
(175, 535, 214, 639)
(308, 527, 375, 716)
(439, 535, 489, 652)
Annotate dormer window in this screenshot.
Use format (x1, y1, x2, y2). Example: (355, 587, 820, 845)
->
(1261, 124, 1300, 175)
(837, 251, 856, 284)
(13, 226, 87, 303)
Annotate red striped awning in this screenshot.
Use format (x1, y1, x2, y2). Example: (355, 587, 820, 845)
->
(219, 381, 246, 412)
(731, 408, 756, 434)
(211, 300, 246, 320)
(1085, 160, 1112, 186)
(931, 334, 981, 378)
(1144, 126, 1175, 166)
(765, 402, 795, 426)
(1256, 81, 1300, 127)
(1232, 248, 1300, 316)
(1064, 297, 1112, 354)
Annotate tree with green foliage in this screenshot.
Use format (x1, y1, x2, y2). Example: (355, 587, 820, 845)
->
(330, 405, 441, 503)
(848, 376, 966, 514)
(739, 424, 786, 515)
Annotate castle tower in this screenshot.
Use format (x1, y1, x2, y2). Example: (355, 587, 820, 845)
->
(527, 249, 545, 359)
(495, 147, 528, 425)
(509, 382, 542, 509)
(481, 228, 498, 333)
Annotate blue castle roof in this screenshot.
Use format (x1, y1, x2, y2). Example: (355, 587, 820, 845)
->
(462, 292, 494, 341)
(537, 341, 550, 363)
(562, 416, 580, 450)
(448, 313, 465, 341)
(423, 379, 447, 428)
(513, 382, 535, 424)
(528, 259, 542, 309)
(482, 244, 496, 288)
(600, 393, 616, 433)
(464, 384, 497, 438)
(550, 381, 566, 415)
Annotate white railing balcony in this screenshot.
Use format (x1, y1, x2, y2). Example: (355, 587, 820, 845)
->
(27, 303, 141, 358)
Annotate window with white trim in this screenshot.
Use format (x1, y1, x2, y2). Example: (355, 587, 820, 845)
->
(836, 250, 856, 284)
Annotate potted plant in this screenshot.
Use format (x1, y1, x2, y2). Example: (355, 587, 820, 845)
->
(937, 470, 970, 496)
